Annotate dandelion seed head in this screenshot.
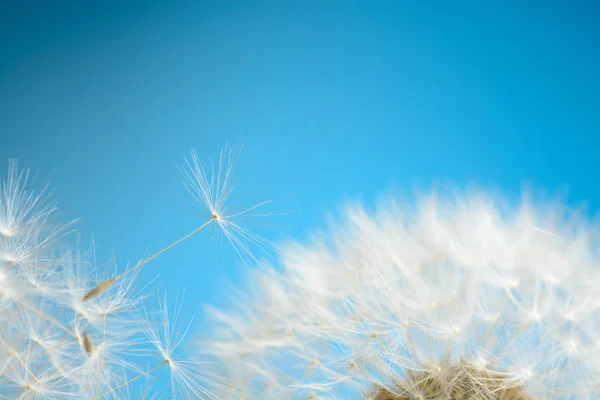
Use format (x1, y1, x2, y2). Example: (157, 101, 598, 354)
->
(203, 187, 600, 399)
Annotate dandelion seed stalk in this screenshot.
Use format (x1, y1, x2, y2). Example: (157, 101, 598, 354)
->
(18, 300, 74, 337)
(96, 359, 170, 398)
(0, 336, 40, 383)
(93, 313, 107, 399)
(82, 216, 216, 301)
(0, 338, 77, 383)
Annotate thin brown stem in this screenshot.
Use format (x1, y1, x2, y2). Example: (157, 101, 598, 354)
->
(18, 300, 74, 338)
(0, 337, 39, 383)
(83, 218, 215, 302)
(0, 303, 23, 335)
(0, 338, 77, 383)
(93, 313, 108, 399)
(97, 360, 169, 398)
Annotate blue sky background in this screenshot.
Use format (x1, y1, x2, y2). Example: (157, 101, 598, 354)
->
(1, 0, 599, 390)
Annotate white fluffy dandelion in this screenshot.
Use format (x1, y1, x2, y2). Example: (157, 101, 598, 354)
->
(203, 187, 600, 399)
(0, 159, 227, 399)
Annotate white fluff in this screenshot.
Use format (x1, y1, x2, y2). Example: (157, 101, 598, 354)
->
(204, 188, 600, 399)
(0, 160, 223, 399)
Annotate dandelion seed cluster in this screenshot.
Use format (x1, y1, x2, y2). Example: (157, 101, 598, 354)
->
(204, 190, 600, 399)
(0, 160, 230, 399)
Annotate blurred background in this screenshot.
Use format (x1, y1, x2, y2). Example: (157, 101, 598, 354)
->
(1, 0, 599, 333)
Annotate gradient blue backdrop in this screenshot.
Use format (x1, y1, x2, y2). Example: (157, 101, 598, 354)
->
(1, 0, 599, 380)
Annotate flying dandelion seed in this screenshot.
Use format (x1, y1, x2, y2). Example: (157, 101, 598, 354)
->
(83, 142, 285, 303)
(137, 293, 236, 399)
(202, 186, 600, 399)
